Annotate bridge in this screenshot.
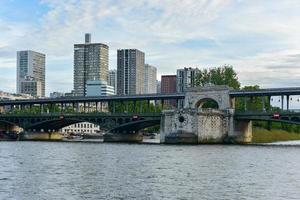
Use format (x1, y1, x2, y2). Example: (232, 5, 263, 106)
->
(1, 85, 300, 143)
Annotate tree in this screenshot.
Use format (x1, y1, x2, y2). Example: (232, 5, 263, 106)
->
(195, 65, 240, 89)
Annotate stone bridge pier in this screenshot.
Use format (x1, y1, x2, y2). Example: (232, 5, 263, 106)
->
(160, 85, 253, 144)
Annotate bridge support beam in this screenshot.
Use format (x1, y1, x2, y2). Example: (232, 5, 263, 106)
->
(230, 120, 252, 144)
(160, 109, 231, 144)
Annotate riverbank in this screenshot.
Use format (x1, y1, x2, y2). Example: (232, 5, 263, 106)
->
(252, 128, 300, 143)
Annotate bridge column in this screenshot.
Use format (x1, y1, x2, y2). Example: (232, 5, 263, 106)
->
(134, 101, 136, 113)
(262, 97, 266, 112)
(29, 104, 33, 113)
(113, 101, 116, 113)
(75, 103, 79, 113)
(287, 95, 290, 111)
(147, 100, 150, 112)
(268, 96, 272, 111)
(281, 95, 284, 110)
(125, 101, 129, 113)
(40, 104, 44, 113)
(161, 100, 164, 110)
(139, 101, 143, 113)
(244, 97, 247, 111)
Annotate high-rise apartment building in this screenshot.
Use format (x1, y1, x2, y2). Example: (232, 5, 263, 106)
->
(176, 67, 200, 92)
(144, 64, 157, 94)
(161, 75, 177, 93)
(117, 49, 145, 95)
(16, 50, 45, 97)
(156, 80, 161, 93)
(161, 75, 177, 106)
(108, 70, 117, 95)
(73, 33, 109, 96)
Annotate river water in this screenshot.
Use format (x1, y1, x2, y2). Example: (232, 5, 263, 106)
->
(0, 142, 300, 200)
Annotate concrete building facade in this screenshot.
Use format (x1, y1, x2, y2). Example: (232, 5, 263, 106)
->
(74, 33, 109, 96)
(85, 80, 114, 97)
(108, 70, 117, 95)
(20, 76, 42, 97)
(117, 49, 145, 95)
(144, 64, 157, 94)
(61, 122, 100, 134)
(50, 92, 65, 98)
(176, 67, 200, 92)
(17, 50, 45, 97)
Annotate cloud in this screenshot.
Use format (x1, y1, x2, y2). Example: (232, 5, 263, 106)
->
(1, 0, 300, 94)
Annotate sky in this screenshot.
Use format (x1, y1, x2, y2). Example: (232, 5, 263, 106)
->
(1, 0, 300, 96)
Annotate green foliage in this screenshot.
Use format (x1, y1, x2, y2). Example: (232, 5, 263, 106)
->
(252, 127, 300, 143)
(195, 65, 240, 89)
(108, 100, 164, 113)
(235, 85, 271, 111)
(201, 100, 219, 109)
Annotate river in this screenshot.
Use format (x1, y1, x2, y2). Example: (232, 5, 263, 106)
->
(0, 141, 300, 200)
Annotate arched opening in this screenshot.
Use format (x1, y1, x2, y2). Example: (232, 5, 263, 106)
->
(195, 98, 219, 109)
(60, 121, 103, 138)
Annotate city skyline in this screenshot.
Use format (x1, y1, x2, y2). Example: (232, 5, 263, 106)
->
(1, 1, 300, 94)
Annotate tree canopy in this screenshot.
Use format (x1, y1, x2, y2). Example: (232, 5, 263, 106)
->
(195, 65, 240, 89)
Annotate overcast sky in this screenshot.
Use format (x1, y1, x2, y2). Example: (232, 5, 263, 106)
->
(1, 0, 300, 95)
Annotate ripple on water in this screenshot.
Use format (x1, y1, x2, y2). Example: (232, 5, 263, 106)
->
(0, 142, 299, 199)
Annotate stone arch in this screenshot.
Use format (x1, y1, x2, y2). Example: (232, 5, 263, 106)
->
(195, 98, 219, 109)
(184, 85, 232, 110)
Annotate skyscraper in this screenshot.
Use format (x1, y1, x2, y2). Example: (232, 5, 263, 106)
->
(108, 69, 117, 95)
(176, 67, 200, 92)
(73, 33, 109, 96)
(144, 64, 157, 94)
(16, 50, 45, 97)
(117, 49, 145, 95)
